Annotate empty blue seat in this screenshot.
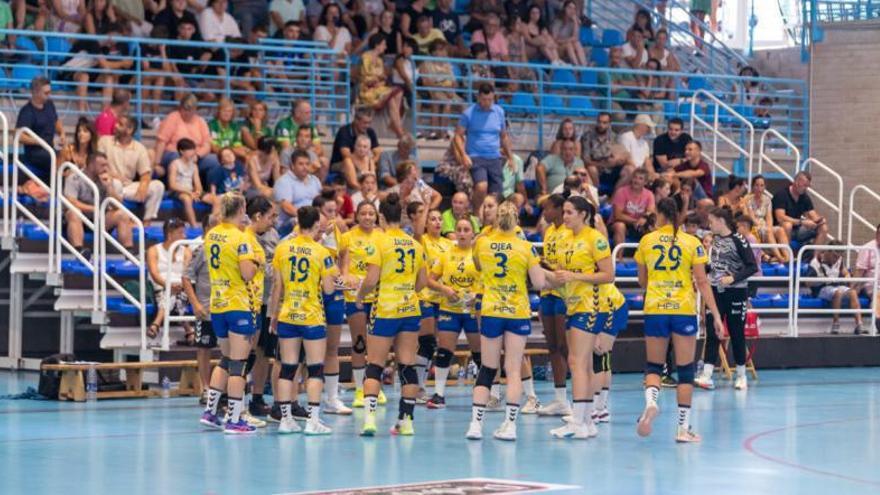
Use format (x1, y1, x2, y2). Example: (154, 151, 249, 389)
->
(579, 70, 598, 87)
(540, 93, 564, 113)
(760, 262, 777, 276)
(565, 95, 597, 117)
(579, 26, 594, 46)
(116, 302, 157, 316)
(185, 226, 204, 239)
(109, 261, 142, 278)
(663, 101, 679, 120)
(590, 48, 609, 66)
(625, 293, 644, 311)
(551, 69, 578, 91)
(507, 92, 535, 113)
(772, 294, 790, 308)
(46, 37, 72, 63)
(599, 203, 612, 221)
(615, 261, 638, 278)
(601, 29, 624, 47)
(750, 294, 774, 308)
(61, 259, 93, 276)
(8, 64, 42, 90)
(798, 296, 826, 309)
(106, 296, 125, 312)
(15, 37, 39, 60)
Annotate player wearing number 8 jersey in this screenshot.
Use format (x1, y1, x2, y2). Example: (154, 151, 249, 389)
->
(466, 202, 546, 442)
(634, 198, 724, 443)
(355, 194, 428, 436)
(269, 206, 338, 435)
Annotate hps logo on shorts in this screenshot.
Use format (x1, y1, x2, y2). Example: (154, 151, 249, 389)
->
(519, 325, 530, 332)
(684, 324, 696, 334)
(236, 319, 250, 326)
(438, 314, 452, 322)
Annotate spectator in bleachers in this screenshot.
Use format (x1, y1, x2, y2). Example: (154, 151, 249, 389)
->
(631, 8, 655, 44)
(330, 106, 382, 178)
(454, 83, 510, 210)
(419, 40, 462, 139)
(441, 191, 480, 237)
(154, 94, 212, 178)
(206, 147, 249, 201)
(471, 13, 508, 62)
(733, 65, 768, 107)
(245, 136, 281, 200)
(772, 170, 829, 248)
(153, 0, 200, 39)
(168, 138, 205, 227)
(810, 241, 866, 335)
(240, 100, 270, 151)
(465, 0, 504, 32)
(551, 118, 581, 156)
(648, 29, 680, 71)
(523, 4, 564, 65)
(537, 139, 583, 197)
(652, 117, 692, 176)
(95, 89, 130, 137)
(581, 112, 616, 187)
(274, 149, 322, 232)
(82, 0, 112, 34)
(167, 19, 213, 101)
(139, 26, 170, 127)
(743, 174, 789, 263)
(275, 100, 322, 157)
(0, 2, 13, 47)
(341, 135, 377, 191)
(675, 140, 714, 201)
(468, 42, 495, 89)
(411, 14, 445, 54)
(551, 0, 587, 66)
(350, 172, 380, 211)
(399, 0, 427, 35)
(391, 38, 417, 107)
(378, 134, 415, 189)
(16, 77, 63, 183)
(357, 34, 406, 139)
(314, 2, 352, 55)
(229, 0, 267, 39)
(71, 22, 132, 114)
(64, 151, 133, 256)
(145, 218, 192, 340)
(618, 114, 654, 170)
(199, 0, 242, 43)
(502, 147, 527, 206)
(639, 57, 674, 114)
(435, 139, 473, 196)
(281, 125, 325, 179)
(269, 0, 305, 36)
(59, 117, 97, 170)
(385, 161, 442, 220)
(209, 98, 248, 162)
(611, 167, 655, 249)
(717, 176, 747, 213)
(505, 16, 538, 89)
(114, 0, 152, 36)
(673, 179, 697, 220)
(505, 0, 529, 23)
(100, 115, 167, 221)
(650, 176, 671, 204)
(605, 46, 643, 122)
(368, 8, 401, 55)
(690, 0, 713, 53)
(328, 175, 355, 224)
(623, 28, 648, 69)
(433, 0, 466, 56)
(853, 223, 880, 310)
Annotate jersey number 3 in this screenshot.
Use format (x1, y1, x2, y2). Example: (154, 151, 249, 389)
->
(651, 244, 682, 271)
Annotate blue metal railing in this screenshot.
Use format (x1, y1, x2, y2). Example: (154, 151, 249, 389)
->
(411, 55, 808, 155)
(0, 29, 351, 132)
(805, 0, 879, 22)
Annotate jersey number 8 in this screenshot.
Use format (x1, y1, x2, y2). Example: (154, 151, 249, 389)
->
(651, 244, 682, 271)
(209, 244, 221, 269)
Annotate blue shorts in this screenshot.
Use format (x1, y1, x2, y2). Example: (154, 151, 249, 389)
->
(643, 314, 699, 338)
(277, 322, 326, 340)
(345, 301, 373, 318)
(475, 296, 482, 312)
(437, 311, 478, 334)
(567, 302, 630, 336)
(323, 290, 345, 326)
(370, 316, 421, 337)
(420, 301, 439, 320)
(480, 316, 531, 339)
(539, 295, 566, 316)
(211, 311, 256, 339)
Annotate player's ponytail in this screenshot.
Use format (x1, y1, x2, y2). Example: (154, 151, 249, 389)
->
(497, 201, 519, 232)
(657, 197, 680, 249)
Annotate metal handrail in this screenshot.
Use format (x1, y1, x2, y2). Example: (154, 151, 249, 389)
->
(689, 89, 755, 187)
(99, 197, 146, 349)
(11, 128, 57, 275)
(846, 184, 880, 256)
(161, 238, 203, 351)
(800, 157, 844, 240)
(793, 243, 879, 337)
(0, 112, 8, 242)
(757, 128, 801, 183)
(55, 162, 100, 311)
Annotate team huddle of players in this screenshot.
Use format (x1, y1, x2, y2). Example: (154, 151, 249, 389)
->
(198, 189, 726, 443)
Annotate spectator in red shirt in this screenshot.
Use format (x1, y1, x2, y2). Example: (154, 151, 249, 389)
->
(94, 89, 130, 137)
(611, 168, 656, 251)
(674, 140, 713, 200)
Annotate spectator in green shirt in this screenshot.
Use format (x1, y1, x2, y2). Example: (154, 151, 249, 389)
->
(440, 191, 480, 238)
(274, 99, 321, 151)
(208, 98, 247, 161)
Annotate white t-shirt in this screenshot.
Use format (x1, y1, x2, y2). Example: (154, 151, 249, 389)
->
(621, 42, 648, 68)
(198, 8, 242, 43)
(618, 130, 651, 169)
(268, 0, 305, 35)
(314, 25, 352, 53)
(856, 239, 878, 293)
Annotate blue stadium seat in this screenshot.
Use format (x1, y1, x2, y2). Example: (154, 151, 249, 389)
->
(590, 48, 609, 66)
(109, 261, 142, 278)
(529, 293, 540, 312)
(625, 293, 644, 311)
(798, 295, 826, 309)
(615, 261, 638, 278)
(772, 294, 789, 309)
(540, 93, 565, 114)
(600, 29, 624, 47)
(750, 294, 774, 308)
(454, 0, 468, 13)
(551, 69, 578, 92)
(599, 203, 612, 221)
(565, 95, 597, 117)
(61, 259, 93, 276)
(579, 70, 598, 88)
(46, 37, 72, 63)
(15, 37, 39, 61)
(579, 27, 595, 46)
(6, 64, 42, 90)
(663, 101, 679, 120)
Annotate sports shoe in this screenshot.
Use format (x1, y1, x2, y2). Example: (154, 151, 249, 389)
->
(636, 404, 659, 438)
(694, 374, 715, 390)
(415, 388, 429, 405)
(854, 323, 864, 335)
(292, 402, 310, 421)
(585, 419, 599, 437)
(561, 414, 574, 424)
(550, 422, 591, 439)
(224, 419, 257, 435)
(592, 408, 610, 423)
(249, 398, 271, 417)
(390, 416, 415, 436)
(323, 397, 353, 415)
(361, 412, 377, 437)
(268, 404, 282, 423)
(675, 426, 702, 443)
(199, 390, 208, 406)
(465, 421, 483, 440)
(537, 399, 572, 416)
(661, 375, 678, 388)
(200, 411, 223, 430)
(493, 420, 517, 441)
(352, 388, 365, 408)
(521, 395, 540, 414)
(485, 396, 503, 412)
(304, 419, 333, 436)
(242, 412, 267, 428)
(377, 389, 388, 405)
(734, 374, 748, 391)
(278, 418, 302, 434)
(426, 393, 446, 409)
(831, 321, 840, 334)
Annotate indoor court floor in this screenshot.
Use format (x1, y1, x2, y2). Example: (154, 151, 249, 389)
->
(1, 368, 878, 495)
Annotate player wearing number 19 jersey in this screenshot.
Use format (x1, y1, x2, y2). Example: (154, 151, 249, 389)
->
(634, 198, 724, 443)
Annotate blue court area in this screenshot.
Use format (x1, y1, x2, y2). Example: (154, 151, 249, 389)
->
(1, 368, 878, 495)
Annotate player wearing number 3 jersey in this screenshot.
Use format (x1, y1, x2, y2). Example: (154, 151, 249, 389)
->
(634, 198, 724, 443)
(355, 194, 428, 437)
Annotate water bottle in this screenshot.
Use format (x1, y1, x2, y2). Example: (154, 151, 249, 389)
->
(546, 362, 554, 382)
(86, 365, 98, 402)
(161, 376, 171, 399)
(457, 364, 465, 387)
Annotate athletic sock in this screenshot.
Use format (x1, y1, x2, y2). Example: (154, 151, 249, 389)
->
(353, 367, 365, 389)
(702, 363, 715, 377)
(645, 386, 660, 408)
(399, 397, 416, 420)
(600, 387, 609, 409)
(522, 377, 536, 398)
(490, 383, 501, 400)
(678, 404, 691, 429)
(252, 393, 264, 405)
(228, 397, 244, 424)
(206, 387, 222, 414)
(308, 402, 321, 421)
(415, 355, 429, 387)
(735, 365, 746, 378)
(572, 400, 588, 425)
(365, 395, 378, 414)
(505, 403, 520, 423)
(471, 403, 485, 424)
(325, 373, 339, 402)
(554, 386, 567, 403)
(434, 366, 450, 397)
(279, 401, 292, 421)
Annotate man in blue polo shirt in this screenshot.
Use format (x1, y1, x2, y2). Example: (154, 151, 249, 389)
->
(453, 83, 511, 209)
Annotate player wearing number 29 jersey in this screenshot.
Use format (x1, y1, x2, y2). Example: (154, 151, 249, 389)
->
(635, 224, 707, 318)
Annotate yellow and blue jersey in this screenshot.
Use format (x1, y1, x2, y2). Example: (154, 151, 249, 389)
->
(206, 222, 257, 313)
(244, 227, 266, 312)
(540, 222, 571, 298)
(338, 226, 381, 304)
(634, 224, 707, 315)
(272, 234, 338, 326)
(474, 229, 540, 320)
(431, 245, 481, 314)
(558, 226, 625, 315)
(364, 227, 426, 319)
(419, 234, 454, 304)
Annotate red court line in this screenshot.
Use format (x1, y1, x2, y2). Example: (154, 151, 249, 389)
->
(742, 417, 880, 488)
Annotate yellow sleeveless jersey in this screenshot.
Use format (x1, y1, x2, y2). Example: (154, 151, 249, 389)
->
(338, 226, 381, 304)
(634, 224, 707, 315)
(206, 222, 258, 313)
(244, 228, 266, 311)
(431, 244, 481, 314)
(480, 224, 525, 239)
(558, 227, 625, 315)
(272, 234, 338, 326)
(364, 227, 426, 319)
(475, 229, 540, 319)
(540, 222, 572, 297)
(419, 234, 453, 304)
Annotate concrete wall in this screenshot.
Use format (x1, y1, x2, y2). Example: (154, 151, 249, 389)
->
(810, 20, 880, 244)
